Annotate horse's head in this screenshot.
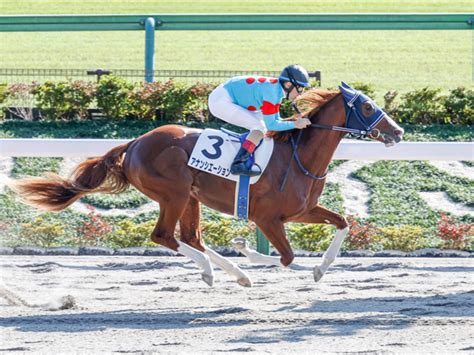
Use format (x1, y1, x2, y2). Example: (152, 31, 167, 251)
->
(338, 82, 404, 147)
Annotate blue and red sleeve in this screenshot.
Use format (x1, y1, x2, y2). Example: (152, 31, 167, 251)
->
(261, 91, 295, 131)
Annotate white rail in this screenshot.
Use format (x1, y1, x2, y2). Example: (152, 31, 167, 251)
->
(0, 138, 473, 160)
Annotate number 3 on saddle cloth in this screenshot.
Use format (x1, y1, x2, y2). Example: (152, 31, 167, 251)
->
(187, 128, 274, 219)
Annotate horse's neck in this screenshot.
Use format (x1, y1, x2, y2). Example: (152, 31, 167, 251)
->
(300, 103, 346, 178)
(303, 130, 344, 177)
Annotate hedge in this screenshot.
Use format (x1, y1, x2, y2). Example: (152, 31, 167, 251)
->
(0, 77, 472, 125)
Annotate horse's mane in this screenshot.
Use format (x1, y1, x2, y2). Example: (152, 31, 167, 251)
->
(267, 88, 341, 143)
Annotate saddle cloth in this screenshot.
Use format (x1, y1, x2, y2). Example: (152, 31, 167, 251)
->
(188, 128, 274, 184)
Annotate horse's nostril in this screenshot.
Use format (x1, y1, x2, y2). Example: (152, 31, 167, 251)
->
(394, 129, 404, 137)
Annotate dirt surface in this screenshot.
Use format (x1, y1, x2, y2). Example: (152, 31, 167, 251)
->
(0, 256, 473, 354)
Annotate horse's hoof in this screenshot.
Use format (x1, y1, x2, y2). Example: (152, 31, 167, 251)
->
(201, 273, 214, 287)
(237, 277, 252, 288)
(313, 266, 324, 283)
(231, 237, 248, 251)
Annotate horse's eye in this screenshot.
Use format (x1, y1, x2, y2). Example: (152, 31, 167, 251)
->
(363, 102, 373, 111)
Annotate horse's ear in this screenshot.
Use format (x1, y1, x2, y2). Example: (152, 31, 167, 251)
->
(340, 81, 352, 89)
(339, 83, 356, 97)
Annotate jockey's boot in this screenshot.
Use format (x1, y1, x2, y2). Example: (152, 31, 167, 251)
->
(230, 147, 261, 177)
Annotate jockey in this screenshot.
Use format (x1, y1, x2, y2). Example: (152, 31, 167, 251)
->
(208, 64, 312, 176)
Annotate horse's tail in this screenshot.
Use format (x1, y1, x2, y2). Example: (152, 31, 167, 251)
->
(10, 141, 133, 212)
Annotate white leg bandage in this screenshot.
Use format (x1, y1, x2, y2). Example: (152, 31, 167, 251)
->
(204, 246, 252, 287)
(177, 241, 214, 286)
(314, 227, 349, 282)
(232, 237, 282, 266)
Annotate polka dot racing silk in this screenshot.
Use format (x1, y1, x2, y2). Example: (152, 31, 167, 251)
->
(223, 76, 295, 131)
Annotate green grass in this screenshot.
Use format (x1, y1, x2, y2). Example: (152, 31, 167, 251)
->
(354, 161, 474, 228)
(11, 157, 62, 177)
(81, 188, 150, 209)
(1, 0, 471, 14)
(402, 125, 474, 142)
(1, 1, 472, 95)
(1, 30, 471, 95)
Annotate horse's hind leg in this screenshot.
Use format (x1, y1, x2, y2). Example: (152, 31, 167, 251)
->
(292, 205, 348, 282)
(150, 197, 214, 286)
(180, 197, 252, 287)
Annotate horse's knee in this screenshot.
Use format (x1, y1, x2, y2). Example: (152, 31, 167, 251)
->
(280, 250, 294, 267)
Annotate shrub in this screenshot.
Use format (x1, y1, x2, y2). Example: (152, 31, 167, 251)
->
(279, 99, 294, 118)
(436, 213, 474, 250)
(4, 79, 473, 125)
(376, 225, 427, 252)
(159, 80, 192, 121)
(68, 80, 96, 119)
(33, 80, 96, 120)
(129, 81, 168, 120)
(20, 216, 65, 247)
(397, 87, 446, 124)
(75, 206, 113, 247)
(105, 219, 156, 248)
(349, 82, 376, 98)
(0, 83, 8, 104)
(183, 82, 215, 121)
(287, 223, 335, 252)
(345, 215, 380, 250)
(443, 87, 474, 125)
(96, 76, 134, 119)
(383, 90, 399, 117)
(5, 83, 37, 120)
(0, 83, 8, 119)
(201, 218, 255, 246)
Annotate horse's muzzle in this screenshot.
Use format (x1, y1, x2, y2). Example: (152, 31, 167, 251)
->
(376, 127, 403, 147)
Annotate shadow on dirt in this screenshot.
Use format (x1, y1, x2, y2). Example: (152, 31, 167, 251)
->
(2, 292, 472, 337)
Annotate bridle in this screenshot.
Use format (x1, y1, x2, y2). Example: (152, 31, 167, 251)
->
(279, 90, 386, 192)
(310, 91, 385, 139)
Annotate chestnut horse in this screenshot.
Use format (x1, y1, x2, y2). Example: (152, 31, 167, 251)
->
(11, 84, 404, 287)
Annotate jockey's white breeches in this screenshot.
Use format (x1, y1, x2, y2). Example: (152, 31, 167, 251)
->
(208, 84, 266, 132)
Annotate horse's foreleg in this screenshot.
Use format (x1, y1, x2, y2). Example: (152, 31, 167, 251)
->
(203, 247, 252, 287)
(292, 205, 348, 282)
(233, 219, 294, 267)
(231, 237, 281, 266)
(180, 197, 251, 287)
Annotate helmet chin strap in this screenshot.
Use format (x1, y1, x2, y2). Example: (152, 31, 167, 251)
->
(283, 83, 295, 100)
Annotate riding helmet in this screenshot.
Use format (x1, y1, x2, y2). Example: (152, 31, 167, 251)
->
(279, 64, 310, 88)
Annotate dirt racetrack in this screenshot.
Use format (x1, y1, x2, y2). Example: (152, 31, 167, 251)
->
(0, 256, 473, 354)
